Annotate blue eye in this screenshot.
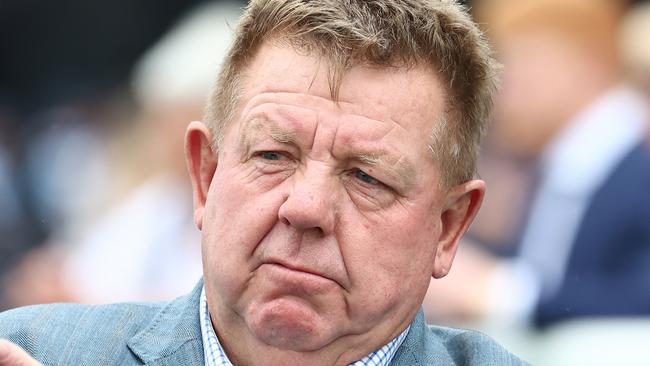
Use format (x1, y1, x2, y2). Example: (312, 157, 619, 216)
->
(261, 151, 282, 160)
(355, 169, 380, 185)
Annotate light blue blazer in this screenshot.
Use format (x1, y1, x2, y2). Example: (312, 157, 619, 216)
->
(0, 280, 527, 365)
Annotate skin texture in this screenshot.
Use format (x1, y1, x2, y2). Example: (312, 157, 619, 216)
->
(186, 42, 485, 366)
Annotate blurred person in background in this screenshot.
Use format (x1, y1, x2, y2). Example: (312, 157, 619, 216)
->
(0, 107, 35, 309)
(1, 91, 122, 308)
(424, 0, 650, 330)
(60, 1, 242, 304)
(2, 1, 243, 306)
(620, 2, 650, 106)
(0, 0, 222, 309)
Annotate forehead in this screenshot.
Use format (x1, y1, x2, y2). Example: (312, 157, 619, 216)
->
(240, 100, 421, 188)
(232, 43, 446, 172)
(239, 42, 446, 125)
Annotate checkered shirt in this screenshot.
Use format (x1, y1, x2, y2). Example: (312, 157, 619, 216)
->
(199, 287, 410, 366)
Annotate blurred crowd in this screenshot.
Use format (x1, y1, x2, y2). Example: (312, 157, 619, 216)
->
(423, 0, 650, 363)
(1, 0, 650, 364)
(0, 0, 245, 306)
(427, 0, 650, 322)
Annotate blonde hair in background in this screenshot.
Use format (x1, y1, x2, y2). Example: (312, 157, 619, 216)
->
(205, 0, 500, 187)
(620, 2, 650, 95)
(475, 0, 625, 67)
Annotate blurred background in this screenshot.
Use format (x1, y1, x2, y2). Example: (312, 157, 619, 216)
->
(1, 0, 649, 364)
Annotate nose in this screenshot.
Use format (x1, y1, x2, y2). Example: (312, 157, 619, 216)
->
(277, 166, 337, 235)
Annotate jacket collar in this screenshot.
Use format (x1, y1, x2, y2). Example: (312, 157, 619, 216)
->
(391, 310, 456, 366)
(126, 282, 451, 366)
(127, 280, 205, 365)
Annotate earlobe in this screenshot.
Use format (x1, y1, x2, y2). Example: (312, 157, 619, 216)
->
(185, 121, 217, 230)
(432, 180, 485, 278)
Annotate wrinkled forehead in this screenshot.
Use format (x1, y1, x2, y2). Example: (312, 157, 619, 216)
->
(236, 41, 447, 128)
(237, 99, 421, 191)
(226, 43, 448, 189)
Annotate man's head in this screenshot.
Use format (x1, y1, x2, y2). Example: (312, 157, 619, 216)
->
(185, 1, 497, 364)
(475, 0, 623, 157)
(205, 0, 499, 187)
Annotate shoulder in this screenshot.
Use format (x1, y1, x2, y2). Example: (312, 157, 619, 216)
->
(425, 325, 528, 365)
(0, 280, 205, 365)
(0, 301, 163, 364)
(393, 311, 529, 366)
(0, 301, 163, 338)
(0, 300, 162, 322)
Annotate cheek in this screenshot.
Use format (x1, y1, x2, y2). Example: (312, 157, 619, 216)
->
(206, 163, 282, 236)
(341, 204, 440, 305)
(201, 165, 288, 293)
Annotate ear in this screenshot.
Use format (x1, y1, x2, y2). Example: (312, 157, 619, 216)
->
(432, 179, 485, 278)
(185, 121, 217, 230)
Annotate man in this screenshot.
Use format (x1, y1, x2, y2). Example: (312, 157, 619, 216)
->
(0, 0, 526, 364)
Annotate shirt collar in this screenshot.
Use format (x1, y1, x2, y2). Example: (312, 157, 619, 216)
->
(199, 286, 411, 366)
(199, 287, 232, 366)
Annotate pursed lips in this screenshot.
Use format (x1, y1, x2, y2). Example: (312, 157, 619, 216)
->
(261, 257, 347, 289)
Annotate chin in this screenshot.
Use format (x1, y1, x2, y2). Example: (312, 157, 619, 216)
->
(246, 297, 337, 351)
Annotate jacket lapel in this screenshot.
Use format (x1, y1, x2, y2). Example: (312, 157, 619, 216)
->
(125, 284, 460, 366)
(391, 309, 456, 366)
(127, 280, 205, 365)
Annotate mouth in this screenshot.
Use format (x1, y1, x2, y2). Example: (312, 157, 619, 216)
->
(262, 259, 343, 288)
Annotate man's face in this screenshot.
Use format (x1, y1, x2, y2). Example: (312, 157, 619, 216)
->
(190, 42, 479, 356)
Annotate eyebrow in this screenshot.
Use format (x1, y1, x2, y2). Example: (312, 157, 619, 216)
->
(240, 116, 298, 148)
(240, 115, 417, 190)
(269, 124, 296, 143)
